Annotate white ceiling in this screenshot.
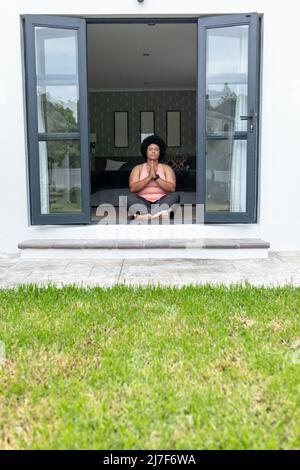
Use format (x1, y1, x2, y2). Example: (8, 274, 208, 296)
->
(87, 23, 197, 90)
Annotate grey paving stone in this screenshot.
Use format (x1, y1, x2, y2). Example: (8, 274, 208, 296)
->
(119, 269, 244, 286)
(123, 258, 233, 268)
(268, 273, 300, 285)
(274, 251, 300, 258)
(275, 260, 300, 274)
(257, 257, 298, 269)
(89, 264, 122, 278)
(232, 258, 297, 275)
(239, 275, 283, 287)
(122, 258, 237, 275)
(23, 272, 89, 285)
(2, 262, 34, 272)
(10, 261, 67, 273)
(119, 276, 244, 287)
(0, 267, 11, 275)
(91, 259, 123, 267)
(64, 260, 96, 266)
(0, 283, 23, 289)
(0, 253, 20, 261)
(63, 264, 95, 275)
(0, 272, 12, 287)
(1, 252, 300, 288)
(27, 264, 70, 273)
(123, 266, 235, 278)
(0, 273, 33, 288)
(0, 261, 19, 269)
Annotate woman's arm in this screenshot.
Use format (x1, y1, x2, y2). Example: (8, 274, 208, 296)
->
(129, 165, 152, 193)
(155, 165, 176, 192)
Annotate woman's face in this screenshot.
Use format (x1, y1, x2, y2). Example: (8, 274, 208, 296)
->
(146, 144, 160, 162)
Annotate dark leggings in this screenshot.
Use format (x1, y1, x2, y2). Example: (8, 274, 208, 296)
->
(127, 192, 180, 216)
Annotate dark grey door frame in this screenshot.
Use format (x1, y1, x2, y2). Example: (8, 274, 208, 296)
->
(197, 13, 260, 223)
(24, 15, 90, 225)
(23, 14, 260, 226)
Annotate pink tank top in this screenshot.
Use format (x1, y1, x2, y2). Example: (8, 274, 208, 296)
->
(138, 163, 167, 202)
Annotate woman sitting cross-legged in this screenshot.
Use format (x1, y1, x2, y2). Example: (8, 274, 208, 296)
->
(127, 135, 180, 221)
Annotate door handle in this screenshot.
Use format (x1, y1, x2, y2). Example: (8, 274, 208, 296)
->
(240, 115, 254, 132)
(240, 115, 253, 120)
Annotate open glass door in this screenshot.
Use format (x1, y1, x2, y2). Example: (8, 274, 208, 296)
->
(197, 13, 259, 223)
(24, 16, 90, 224)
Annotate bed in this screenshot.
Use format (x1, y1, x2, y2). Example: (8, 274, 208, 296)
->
(90, 156, 197, 207)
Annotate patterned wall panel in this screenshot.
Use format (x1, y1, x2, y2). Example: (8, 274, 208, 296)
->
(89, 91, 196, 157)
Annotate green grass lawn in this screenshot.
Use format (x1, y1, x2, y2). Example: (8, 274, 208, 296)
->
(0, 284, 299, 450)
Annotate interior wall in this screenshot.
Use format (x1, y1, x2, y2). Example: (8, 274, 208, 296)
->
(88, 90, 196, 157)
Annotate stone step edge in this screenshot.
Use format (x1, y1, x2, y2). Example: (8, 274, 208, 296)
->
(18, 238, 271, 250)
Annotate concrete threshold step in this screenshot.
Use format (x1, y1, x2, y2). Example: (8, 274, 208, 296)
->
(18, 238, 270, 259)
(19, 238, 270, 249)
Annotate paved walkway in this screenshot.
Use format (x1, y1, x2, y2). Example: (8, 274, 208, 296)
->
(0, 251, 300, 288)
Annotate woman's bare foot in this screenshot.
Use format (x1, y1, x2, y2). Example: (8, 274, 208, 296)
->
(134, 213, 151, 221)
(151, 209, 170, 220)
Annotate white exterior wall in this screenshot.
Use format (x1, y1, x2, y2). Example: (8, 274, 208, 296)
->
(0, 0, 299, 253)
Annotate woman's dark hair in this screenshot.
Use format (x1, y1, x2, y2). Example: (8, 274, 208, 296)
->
(140, 134, 167, 162)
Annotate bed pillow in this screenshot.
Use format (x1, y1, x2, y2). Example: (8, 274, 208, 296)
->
(119, 161, 136, 171)
(105, 158, 127, 171)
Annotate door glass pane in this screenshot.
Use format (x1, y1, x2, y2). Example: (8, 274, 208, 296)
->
(206, 83, 248, 134)
(206, 139, 247, 212)
(35, 27, 79, 134)
(33, 26, 84, 217)
(206, 25, 248, 212)
(37, 85, 79, 133)
(39, 140, 82, 214)
(207, 25, 248, 77)
(35, 27, 78, 76)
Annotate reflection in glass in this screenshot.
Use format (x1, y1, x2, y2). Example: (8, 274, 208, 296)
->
(206, 25, 248, 213)
(206, 139, 247, 212)
(206, 83, 247, 133)
(39, 140, 82, 214)
(35, 27, 78, 76)
(37, 86, 79, 133)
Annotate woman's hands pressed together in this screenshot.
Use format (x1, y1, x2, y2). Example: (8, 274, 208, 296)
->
(148, 161, 157, 179)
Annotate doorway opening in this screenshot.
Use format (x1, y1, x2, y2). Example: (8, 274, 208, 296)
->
(24, 14, 259, 226)
(87, 21, 197, 223)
